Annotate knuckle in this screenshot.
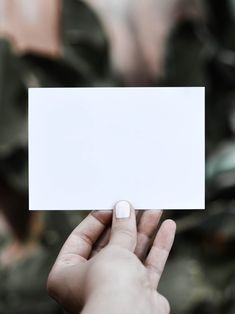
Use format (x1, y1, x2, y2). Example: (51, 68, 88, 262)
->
(47, 268, 62, 301)
(146, 262, 162, 278)
(159, 294, 170, 313)
(75, 230, 93, 247)
(112, 226, 137, 247)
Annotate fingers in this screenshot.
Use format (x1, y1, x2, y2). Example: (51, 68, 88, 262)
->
(145, 219, 176, 288)
(134, 210, 162, 260)
(92, 210, 161, 259)
(92, 211, 139, 256)
(57, 210, 112, 263)
(109, 200, 137, 251)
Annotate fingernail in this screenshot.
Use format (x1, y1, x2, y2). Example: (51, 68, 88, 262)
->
(115, 200, 131, 219)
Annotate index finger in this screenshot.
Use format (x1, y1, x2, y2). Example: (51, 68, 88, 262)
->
(57, 210, 112, 263)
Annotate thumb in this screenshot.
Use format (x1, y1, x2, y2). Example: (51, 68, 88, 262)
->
(109, 200, 137, 252)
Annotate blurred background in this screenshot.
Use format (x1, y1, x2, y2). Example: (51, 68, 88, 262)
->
(0, 0, 235, 313)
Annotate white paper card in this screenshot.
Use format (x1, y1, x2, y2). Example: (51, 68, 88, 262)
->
(29, 87, 205, 210)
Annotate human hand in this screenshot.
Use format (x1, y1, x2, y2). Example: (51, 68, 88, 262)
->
(47, 201, 176, 314)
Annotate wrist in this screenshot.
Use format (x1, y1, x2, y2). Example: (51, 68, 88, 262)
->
(82, 285, 153, 314)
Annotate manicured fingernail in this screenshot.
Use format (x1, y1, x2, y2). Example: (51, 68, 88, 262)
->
(115, 200, 131, 219)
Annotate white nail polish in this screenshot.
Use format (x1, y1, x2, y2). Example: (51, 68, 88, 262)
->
(115, 200, 130, 218)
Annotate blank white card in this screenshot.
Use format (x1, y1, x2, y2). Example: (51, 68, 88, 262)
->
(29, 87, 205, 210)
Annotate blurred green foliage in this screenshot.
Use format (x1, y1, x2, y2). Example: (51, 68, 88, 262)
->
(0, 0, 235, 314)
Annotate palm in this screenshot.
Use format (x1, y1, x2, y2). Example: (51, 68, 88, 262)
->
(48, 207, 176, 314)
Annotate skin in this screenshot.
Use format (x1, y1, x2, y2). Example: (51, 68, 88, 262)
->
(47, 203, 176, 314)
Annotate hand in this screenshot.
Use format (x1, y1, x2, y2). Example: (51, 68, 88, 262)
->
(47, 201, 176, 314)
